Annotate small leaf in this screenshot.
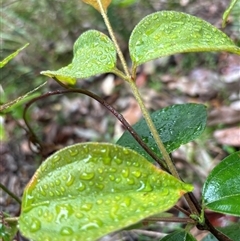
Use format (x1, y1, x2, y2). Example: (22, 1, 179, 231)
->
(129, 11, 240, 65)
(19, 142, 193, 241)
(41, 30, 116, 85)
(82, 0, 112, 11)
(160, 230, 197, 241)
(0, 215, 18, 241)
(0, 82, 46, 114)
(0, 43, 29, 68)
(202, 151, 240, 216)
(117, 103, 207, 163)
(222, 0, 238, 28)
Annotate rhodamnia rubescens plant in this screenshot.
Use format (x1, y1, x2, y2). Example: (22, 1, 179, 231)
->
(1, 0, 240, 240)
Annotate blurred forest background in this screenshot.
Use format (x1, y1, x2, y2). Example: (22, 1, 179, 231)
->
(1, 0, 240, 240)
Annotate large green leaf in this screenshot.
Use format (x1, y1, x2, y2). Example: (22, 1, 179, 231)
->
(160, 230, 197, 241)
(117, 103, 207, 163)
(19, 143, 193, 241)
(129, 11, 240, 65)
(202, 151, 240, 216)
(41, 30, 117, 85)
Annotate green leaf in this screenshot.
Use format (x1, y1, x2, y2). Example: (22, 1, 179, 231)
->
(202, 151, 240, 216)
(0, 82, 46, 114)
(41, 30, 117, 85)
(0, 43, 29, 68)
(19, 142, 193, 241)
(117, 103, 207, 163)
(129, 11, 240, 65)
(222, 0, 238, 28)
(0, 216, 18, 241)
(202, 223, 240, 241)
(160, 230, 197, 241)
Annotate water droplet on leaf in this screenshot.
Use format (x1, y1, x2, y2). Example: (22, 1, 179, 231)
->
(80, 172, 95, 180)
(60, 227, 74, 236)
(29, 217, 41, 232)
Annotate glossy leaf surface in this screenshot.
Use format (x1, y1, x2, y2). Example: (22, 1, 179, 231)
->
(129, 11, 240, 65)
(202, 151, 240, 216)
(117, 103, 207, 163)
(82, 0, 112, 11)
(202, 223, 240, 241)
(161, 230, 196, 241)
(0, 43, 29, 68)
(19, 143, 193, 241)
(41, 30, 116, 85)
(0, 223, 18, 241)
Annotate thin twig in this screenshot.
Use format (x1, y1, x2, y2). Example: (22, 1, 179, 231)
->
(0, 183, 21, 204)
(23, 89, 168, 170)
(145, 216, 195, 224)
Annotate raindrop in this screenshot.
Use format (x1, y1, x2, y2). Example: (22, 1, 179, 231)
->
(56, 204, 74, 223)
(75, 212, 84, 219)
(161, 188, 169, 196)
(80, 221, 100, 230)
(68, 148, 79, 157)
(126, 177, 135, 185)
(39, 186, 47, 196)
(137, 180, 153, 192)
(55, 179, 61, 186)
(133, 162, 140, 167)
(81, 203, 93, 211)
(126, 161, 132, 166)
(110, 205, 119, 220)
(66, 174, 75, 187)
(29, 217, 41, 232)
(43, 184, 48, 190)
(115, 177, 122, 183)
(76, 182, 86, 191)
(109, 174, 115, 181)
(113, 157, 123, 165)
(103, 157, 111, 166)
(53, 155, 61, 163)
(49, 191, 54, 197)
(38, 208, 43, 217)
(97, 199, 103, 205)
(115, 195, 121, 201)
(95, 183, 104, 190)
(132, 170, 142, 178)
(55, 190, 61, 196)
(109, 167, 117, 173)
(123, 148, 129, 155)
(80, 172, 95, 180)
(60, 186, 66, 192)
(98, 176, 104, 182)
(121, 197, 131, 207)
(60, 227, 74, 236)
(121, 168, 129, 178)
(41, 163, 48, 172)
(97, 168, 104, 174)
(89, 181, 94, 186)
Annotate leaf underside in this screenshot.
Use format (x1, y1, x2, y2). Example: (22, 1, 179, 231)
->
(19, 143, 192, 241)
